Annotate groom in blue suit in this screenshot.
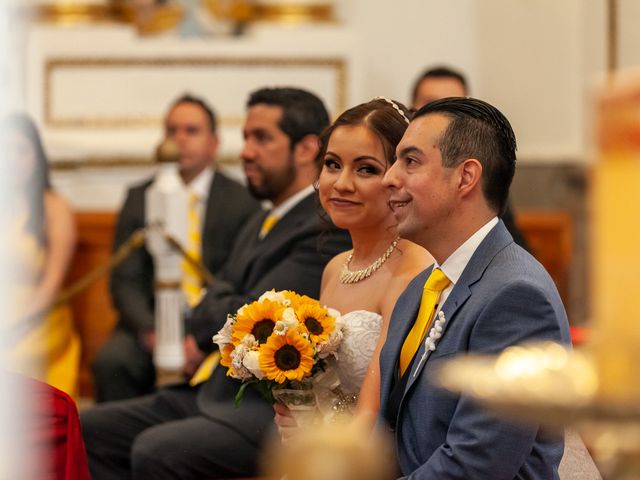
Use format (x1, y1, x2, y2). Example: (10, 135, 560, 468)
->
(380, 97, 571, 479)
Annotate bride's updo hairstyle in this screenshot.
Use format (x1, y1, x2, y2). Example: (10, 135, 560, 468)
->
(318, 97, 411, 168)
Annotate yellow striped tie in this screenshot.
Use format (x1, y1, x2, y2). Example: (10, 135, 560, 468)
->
(182, 192, 203, 307)
(399, 268, 451, 376)
(259, 214, 278, 239)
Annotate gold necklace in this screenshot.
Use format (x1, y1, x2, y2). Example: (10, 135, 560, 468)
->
(339, 237, 400, 284)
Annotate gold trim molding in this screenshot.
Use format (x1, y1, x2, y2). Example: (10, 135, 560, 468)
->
(203, 0, 334, 24)
(44, 56, 347, 128)
(252, 4, 334, 23)
(32, 3, 130, 25)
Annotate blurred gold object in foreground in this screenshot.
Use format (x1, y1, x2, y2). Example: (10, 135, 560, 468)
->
(436, 342, 601, 426)
(591, 69, 640, 406)
(263, 419, 394, 480)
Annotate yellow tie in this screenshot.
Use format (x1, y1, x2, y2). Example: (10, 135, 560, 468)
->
(259, 214, 278, 239)
(182, 192, 203, 307)
(399, 268, 451, 376)
(189, 350, 221, 386)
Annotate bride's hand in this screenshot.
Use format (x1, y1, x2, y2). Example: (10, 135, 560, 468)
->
(274, 402, 298, 444)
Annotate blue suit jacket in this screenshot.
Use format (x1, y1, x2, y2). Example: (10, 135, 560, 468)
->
(379, 220, 571, 479)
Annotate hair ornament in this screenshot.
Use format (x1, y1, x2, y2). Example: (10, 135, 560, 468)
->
(374, 96, 410, 124)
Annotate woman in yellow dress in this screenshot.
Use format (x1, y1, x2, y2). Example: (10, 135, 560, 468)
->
(4, 113, 80, 396)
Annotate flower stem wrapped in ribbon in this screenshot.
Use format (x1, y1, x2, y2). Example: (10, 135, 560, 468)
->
(213, 290, 343, 407)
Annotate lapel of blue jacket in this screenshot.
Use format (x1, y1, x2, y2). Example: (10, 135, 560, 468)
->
(379, 267, 431, 409)
(402, 220, 514, 394)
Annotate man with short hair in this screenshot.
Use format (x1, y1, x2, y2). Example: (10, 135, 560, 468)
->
(410, 65, 468, 110)
(410, 65, 530, 251)
(81, 87, 351, 480)
(94, 94, 260, 402)
(380, 97, 571, 479)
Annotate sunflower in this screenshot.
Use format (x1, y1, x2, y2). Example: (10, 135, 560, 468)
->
(283, 291, 321, 310)
(259, 329, 315, 383)
(219, 344, 236, 376)
(295, 302, 336, 344)
(232, 299, 286, 346)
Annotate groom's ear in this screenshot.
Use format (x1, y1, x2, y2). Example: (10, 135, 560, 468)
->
(457, 158, 482, 198)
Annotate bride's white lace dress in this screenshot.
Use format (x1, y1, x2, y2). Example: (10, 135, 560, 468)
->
(313, 310, 382, 421)
(335, 310, 383, 395)
(276, 309, 382, 425)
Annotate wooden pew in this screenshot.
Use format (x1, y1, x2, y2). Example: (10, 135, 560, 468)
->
(66, 210, 574, 399)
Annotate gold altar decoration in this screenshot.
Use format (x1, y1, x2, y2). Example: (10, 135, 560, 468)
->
(263, 419, 394, 480)
(436, 69, 640, 480)
(30, 1, 130, 25)
(28, 1, 335, 34)
(203, 0, 335, 24)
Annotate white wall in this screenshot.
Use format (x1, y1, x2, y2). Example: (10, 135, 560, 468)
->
(28, 0, 636, 209)
(340, 0, 476, 105)
(475, 0, 594, 162)
(619, 0, 640, 68)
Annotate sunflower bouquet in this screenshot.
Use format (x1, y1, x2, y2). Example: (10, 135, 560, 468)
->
(213, 290, 343, 411)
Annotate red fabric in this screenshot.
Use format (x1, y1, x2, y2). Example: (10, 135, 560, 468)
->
(20, 375, 91, 480)
(570, 325, 590, 346)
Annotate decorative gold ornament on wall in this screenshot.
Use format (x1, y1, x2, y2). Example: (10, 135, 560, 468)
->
(29, 1, 335, 34)
(31, 1, 130, 25)
(204, 0, 335, 24)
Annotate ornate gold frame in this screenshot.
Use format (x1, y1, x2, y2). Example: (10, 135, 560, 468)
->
(44, 56, 347, 128)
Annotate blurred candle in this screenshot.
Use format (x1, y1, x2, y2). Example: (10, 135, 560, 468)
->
(591, 70, 640, 404)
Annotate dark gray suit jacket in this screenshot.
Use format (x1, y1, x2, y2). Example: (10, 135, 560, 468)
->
(380, 221, 571, 479)
(188, 192, 351, 440)
(110, 170, 260, 334)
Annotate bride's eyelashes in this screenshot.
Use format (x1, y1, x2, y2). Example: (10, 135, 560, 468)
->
(356, 164, 381, 177)
(323, 157, 341, 172)
(322, 157, 383, 177)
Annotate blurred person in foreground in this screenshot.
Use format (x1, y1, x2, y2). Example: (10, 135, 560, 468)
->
(2, 113, 79, 397)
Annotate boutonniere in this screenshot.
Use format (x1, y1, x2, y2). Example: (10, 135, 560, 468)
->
(414, 311, 447, 377)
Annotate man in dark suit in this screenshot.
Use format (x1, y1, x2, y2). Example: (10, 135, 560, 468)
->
(380, 97, 571, 479)
(410, 65, 529, 251)
(81, 87, 351, 479)
(93, 94, 260, 402)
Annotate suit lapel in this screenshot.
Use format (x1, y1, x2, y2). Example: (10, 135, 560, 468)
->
(201, 172, 226, 267)
(262, 193, 316, 243)
(239, 193, 316, 286)
(379, 269, 429, 407)
(402, 221, 514, 393)
(227, 211, 267, 285)
(403, 284, 471, 389)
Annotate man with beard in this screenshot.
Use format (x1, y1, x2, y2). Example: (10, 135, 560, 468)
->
(81, 87, 351, 479)
(94, 94, 260, 402)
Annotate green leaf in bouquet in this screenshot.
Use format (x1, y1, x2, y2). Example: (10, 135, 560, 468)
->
(234, 379, 276, 407)
(234, 380, 257, 408)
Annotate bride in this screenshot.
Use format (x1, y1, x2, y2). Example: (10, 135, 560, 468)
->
(275, 98, 433, 435)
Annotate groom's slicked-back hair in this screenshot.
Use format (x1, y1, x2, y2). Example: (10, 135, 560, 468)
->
(413, 97, 517, 215)
(247, 87, 330, 148)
